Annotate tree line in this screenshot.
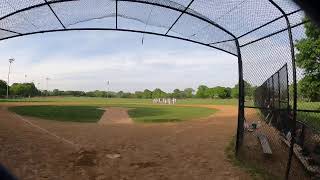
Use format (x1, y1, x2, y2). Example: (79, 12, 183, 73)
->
(0, 80, 41, 98)
(0, 80, 253, 99)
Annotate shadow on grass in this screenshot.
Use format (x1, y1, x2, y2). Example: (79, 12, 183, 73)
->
(9, 105, 104, 123)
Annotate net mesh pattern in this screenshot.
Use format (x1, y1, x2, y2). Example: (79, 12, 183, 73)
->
(0, 0, 304, 55)
(118, 1, 181, 34)
(50, 0, 116, 29)
(238, 8, 319, 179)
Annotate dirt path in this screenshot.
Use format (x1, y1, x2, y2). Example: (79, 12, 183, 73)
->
(0, 104, 251, 180)
(98, 107, 132, 125)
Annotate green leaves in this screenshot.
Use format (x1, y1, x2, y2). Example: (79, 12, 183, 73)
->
(295, 20, 320, 101)
(0, 80, 7, 97)
(10, 82, 39, 97)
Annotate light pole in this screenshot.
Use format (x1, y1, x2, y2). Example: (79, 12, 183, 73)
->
(7, 58, 15, 99)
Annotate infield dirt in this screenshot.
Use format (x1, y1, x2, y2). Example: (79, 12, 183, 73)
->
(0, 104, 252, 180)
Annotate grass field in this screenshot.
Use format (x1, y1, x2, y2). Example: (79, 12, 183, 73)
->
(5, 97, 220, 123)
(9, 106, 105, 122)
(297, 102, 320, 131)
(4, 97, 319, 127)
(8, 104, 217, 123)
(128, 106, 217, 123)
(0, 96, 238, 105)
(246, 99, 320, 130)
(298, 101, 320, 111)
(0, 97, 248, 179)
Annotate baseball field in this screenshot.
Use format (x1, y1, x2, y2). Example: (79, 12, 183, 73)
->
(0, 97, 254, 179)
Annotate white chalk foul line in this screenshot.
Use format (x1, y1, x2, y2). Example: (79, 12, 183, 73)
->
(12, 113, 80, 149)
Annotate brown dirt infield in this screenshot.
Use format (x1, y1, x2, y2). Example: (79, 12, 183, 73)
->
(0, 104, 251, 180)
(98, 107, 132, 125)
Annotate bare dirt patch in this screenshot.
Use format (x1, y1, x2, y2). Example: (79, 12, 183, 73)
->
(98, 107, 132, 125)
(0, 104, 251, 180)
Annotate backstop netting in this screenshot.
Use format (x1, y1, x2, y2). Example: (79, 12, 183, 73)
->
(240, 11, 320, 179)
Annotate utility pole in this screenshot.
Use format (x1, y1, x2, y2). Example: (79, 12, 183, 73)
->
(7, 58, 15, 99)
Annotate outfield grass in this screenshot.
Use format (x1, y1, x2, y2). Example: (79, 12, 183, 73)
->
(8, 103, 217, 123)
(0, 97, 238, 105)
(298, 101, 320, 111)
(9, 106, 104, 123)
(297, 99, 320, 131)
(297, 112, 320, 131)
(177, 98, 237, 105)
(128, 106, 217, 123)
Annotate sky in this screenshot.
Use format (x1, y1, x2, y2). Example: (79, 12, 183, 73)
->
(0, 30, 238, 93)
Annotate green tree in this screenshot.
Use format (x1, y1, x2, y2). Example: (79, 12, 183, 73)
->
(214, 86, 229, 99)
(135, 91, 143, 98)
(231, 87, 239, 98)
(10, 83, 39, 97)
(0, 80, 7, 97)
(152, 88, 166, 98)
(295, 19, 320, 101)
(142, 89, 152, 99)
(183, 88, 194, 98)
(117, 91, 124, 98)
(232, 81, 254, 98)
(207, 88, 215, 98)
(172, 89, 183, 98)
(52, 89, 61, 96)
(196, 85, 209, 98)
(225, 87, 232, 98)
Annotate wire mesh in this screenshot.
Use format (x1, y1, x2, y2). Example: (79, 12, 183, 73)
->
(289, 21, 320, 178)
(50, 0, 116, 28)
(241, 20, 319, 178)
(0, 0, 303, 53)
(0, 0, 44, 17)
(118, 1, 180, 34)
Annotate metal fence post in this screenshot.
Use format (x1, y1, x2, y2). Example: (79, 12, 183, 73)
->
(235, 39, 245, 154)
(267, 1, 297, 179)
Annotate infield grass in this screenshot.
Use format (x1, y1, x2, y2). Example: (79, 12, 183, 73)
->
(9, 105, 104, 123)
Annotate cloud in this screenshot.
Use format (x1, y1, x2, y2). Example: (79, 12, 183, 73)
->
(0, 31, 238, 92)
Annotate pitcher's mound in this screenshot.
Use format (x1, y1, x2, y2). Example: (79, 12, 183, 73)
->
(98, 107, 132, 125)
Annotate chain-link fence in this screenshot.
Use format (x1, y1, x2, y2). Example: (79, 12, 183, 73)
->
(238, 14, 320, 180)
(253, 64, 290, 134)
